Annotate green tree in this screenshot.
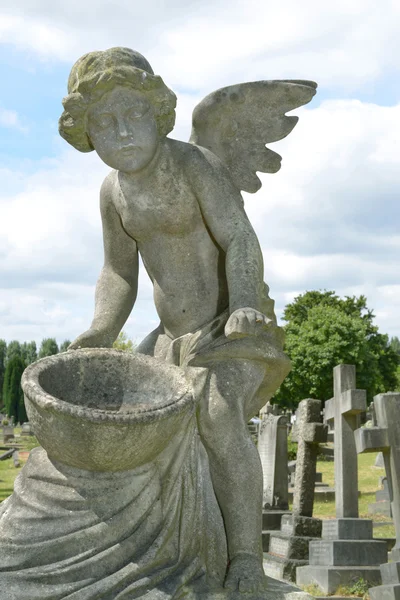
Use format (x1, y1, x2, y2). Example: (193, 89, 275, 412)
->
(274, 291, 399, 408)
(21, 341, 37, 365)
(59, 340, 71, 353)
(113, 331, 136, 352)
(6, 340, 21, 363)
(38, 338, 59, 359)
(2, 356, 27, 423)
(0, 340, 6, 407)
(390, 336, 400, 356)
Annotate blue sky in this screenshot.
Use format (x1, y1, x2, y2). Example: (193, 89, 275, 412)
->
(0, 0, 399, 347)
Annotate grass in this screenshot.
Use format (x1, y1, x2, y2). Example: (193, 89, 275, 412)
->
(308, 451, 396, 539)
(0, 429, 41, 502)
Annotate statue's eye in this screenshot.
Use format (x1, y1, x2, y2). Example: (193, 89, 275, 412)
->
(93, 113, 114, 129)
(126, 104, 149, 120)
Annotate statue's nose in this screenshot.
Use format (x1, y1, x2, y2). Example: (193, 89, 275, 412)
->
(116, 117, 129, 138)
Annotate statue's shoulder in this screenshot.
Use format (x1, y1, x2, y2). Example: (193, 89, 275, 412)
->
(99, 170, 120, 210)
(100, 170, 119, 198)
(167, 137, 227, 181)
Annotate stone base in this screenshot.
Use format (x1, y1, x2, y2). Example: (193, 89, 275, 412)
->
(281, 515, 322, 538)
(309, 539, 387, 566)
(369, 584, 400, 600)
(322, 517, 373, 540)
(296, 565, 382, 594)
(263, 554, 308, 583)
(263, 516, 323, 583)
(269, 532, 314, 560)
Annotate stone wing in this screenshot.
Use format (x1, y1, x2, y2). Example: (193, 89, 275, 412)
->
(189, 80, 317, 194)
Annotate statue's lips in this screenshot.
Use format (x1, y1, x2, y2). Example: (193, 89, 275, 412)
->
(119, 144, 140, 153)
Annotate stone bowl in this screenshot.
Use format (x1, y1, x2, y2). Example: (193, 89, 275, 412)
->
(21, 349, 196, 472)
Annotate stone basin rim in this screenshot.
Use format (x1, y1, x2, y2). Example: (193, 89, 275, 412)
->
(21, 348, 194, 425)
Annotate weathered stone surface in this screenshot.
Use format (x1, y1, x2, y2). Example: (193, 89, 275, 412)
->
(308, 539, 387, 567)
(292, 399, 327, 518)
(259, 412, 289, 510)
(269, 533, 313, 560)
(331, 365, 366, 519)
(281, 515, 322, 538)
(322, 518, 373, 540)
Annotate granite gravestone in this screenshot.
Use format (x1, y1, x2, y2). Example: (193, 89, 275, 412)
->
(0, 47, 317, 600)
(297, 365, 387, 595)
(355, 393, 400, 600)
(259, 406, 290, 552)
(263, 399, 327, 582)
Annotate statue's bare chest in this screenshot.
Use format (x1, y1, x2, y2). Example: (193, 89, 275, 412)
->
(115, 172, 201, 241)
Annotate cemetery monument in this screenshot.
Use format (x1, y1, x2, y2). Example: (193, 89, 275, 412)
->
(297, 365, 387, 594)
(0, 47, 318, 599)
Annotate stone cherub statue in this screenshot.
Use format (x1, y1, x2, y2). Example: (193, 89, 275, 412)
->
(59, 47, 316, 594)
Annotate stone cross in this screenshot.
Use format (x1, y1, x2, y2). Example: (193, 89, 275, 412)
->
(355, 393, 400, 559)
(330, 365, 366, 518)
(292, 398, 327, 517)
(258, 412, 289, 510)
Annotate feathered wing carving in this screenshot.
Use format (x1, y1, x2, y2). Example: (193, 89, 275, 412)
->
(189, 80, 317, 193)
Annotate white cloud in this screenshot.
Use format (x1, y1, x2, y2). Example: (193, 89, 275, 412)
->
(0, 107, 27, 132)
(1, 0, 399, 93)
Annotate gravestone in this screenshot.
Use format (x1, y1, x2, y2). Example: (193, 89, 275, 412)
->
(369, 476, 392, 518)
(20, 422, 34, 436)
(263, 399, 327, 581)
(259, 408, 290, 551)
(355, 392, 400, 600)
(297, 365, 387, 594)
(2, 425, 14, 443)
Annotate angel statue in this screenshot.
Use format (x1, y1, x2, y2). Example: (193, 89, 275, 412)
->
(57, 47, 316, 597)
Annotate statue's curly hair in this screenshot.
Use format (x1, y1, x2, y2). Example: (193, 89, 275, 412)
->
(59, 47, 177, 153)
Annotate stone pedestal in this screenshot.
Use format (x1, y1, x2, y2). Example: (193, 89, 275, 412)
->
(264, 514, 322, 581)
(297, 518, 386, 593)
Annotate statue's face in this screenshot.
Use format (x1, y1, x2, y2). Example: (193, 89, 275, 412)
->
(87, 86, 159, 173)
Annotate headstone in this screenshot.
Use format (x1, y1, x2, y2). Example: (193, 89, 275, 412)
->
(355, 393, 400, 600)
(2, 425, 15, 443)
(259, 410, 290, 551)
(375, 452, 385, 467)
(21, 422, 34, 436)
(369, 476, 392, 518)
(263, 399, 327, 581)
(259, 412, 289, 511)
(297, 365, 387, 595)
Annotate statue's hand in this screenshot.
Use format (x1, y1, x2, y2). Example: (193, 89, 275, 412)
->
(225, 308, 273, 340)
(68, 328, 113, 350)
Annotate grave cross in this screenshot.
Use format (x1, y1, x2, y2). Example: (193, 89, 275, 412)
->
(330, 364, 367, 518)
(355, 393, 400, 559)
(292, 398, 327, 517)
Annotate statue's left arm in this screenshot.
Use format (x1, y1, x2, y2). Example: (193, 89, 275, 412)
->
(189, 147, 272, 339)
